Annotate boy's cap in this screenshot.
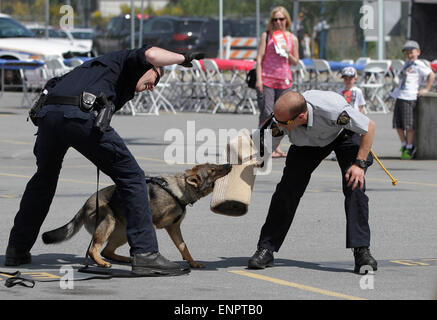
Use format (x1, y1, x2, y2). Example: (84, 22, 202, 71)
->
(341, 66, 357, 78)
(402, 40, 420, 51)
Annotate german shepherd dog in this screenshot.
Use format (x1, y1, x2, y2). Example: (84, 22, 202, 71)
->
(42, 163, 232, 268)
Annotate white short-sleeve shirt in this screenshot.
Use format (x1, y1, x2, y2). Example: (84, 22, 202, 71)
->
(286, 90, 370, 147)
(391, 59, 432, 101)
(337, 86, 366, 111)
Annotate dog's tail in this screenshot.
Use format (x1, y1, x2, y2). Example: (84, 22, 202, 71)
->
(42, 206, 85, 244)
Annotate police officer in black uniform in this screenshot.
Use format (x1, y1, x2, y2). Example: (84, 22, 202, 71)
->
(248, 90, 378, 274)
(5, 46, 200, 276)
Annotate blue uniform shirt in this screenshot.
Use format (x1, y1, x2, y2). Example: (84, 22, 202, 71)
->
(43, 45, 153, 114)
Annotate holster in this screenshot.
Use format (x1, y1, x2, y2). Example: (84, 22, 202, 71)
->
(27, 76, 64, 126)
(28, 89, 48, 126)
(93, 93, 115, 133)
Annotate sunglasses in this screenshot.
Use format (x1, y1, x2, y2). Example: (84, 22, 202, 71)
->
(272, 17, 286, 22)
(152, 66, 162, 86)
(272, 112, 299, 125)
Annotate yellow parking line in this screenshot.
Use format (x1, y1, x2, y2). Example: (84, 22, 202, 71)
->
(0, 194, 17, 198)
(0, 139, 32, 145)
(1, 155, 436, 188)
(136, 156, 167, 163)
(271, 170, 437, 188)
(229, 270, 366, 300)
(0, 172, 111, 186)
(136, 156, 196, 166)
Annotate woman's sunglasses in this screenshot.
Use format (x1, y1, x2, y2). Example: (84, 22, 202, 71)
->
(272, 17, 286, 22)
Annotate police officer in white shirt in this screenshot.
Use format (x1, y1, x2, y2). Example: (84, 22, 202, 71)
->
(248, 90, 378, 274)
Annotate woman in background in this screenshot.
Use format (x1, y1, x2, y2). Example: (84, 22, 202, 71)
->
(256, 6, 299, 158)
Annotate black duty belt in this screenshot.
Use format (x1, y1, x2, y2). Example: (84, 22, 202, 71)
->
(44, 95, 81, 107)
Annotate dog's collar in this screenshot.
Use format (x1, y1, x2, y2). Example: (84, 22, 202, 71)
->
(145, 176, 192, 210)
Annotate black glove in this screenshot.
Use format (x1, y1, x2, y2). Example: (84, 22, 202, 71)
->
(179, 52, 205, 67)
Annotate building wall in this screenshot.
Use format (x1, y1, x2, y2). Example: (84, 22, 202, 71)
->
(98, 0, 168, 17)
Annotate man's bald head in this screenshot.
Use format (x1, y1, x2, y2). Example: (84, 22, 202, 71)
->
(274, 92, 307, 121)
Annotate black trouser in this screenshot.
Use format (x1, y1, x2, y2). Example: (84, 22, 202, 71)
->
(8, 108, 158, 255)
(257, 131, 373, 252)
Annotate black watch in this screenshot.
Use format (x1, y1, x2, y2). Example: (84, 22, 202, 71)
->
(354, 159, 367, 169)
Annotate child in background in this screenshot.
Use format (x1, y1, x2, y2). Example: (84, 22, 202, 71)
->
(391, 40, 435, 160)
(330, 66, 366, 161)
(338, 67, 366, 114)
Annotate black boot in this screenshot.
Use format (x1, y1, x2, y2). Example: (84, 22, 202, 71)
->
(353, 247, 377, 274)
(248, 247, 274, 269)
(131, 252, 189, 276)
(4, 246, 31, 266)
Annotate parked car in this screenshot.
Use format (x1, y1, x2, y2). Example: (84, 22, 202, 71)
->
(69, 28, 95, 51)
(0, 14, 92, 84)
(26, 24, 92, 51)
(92, 14, 140, 56)
(94, 15, 207, 56)
(69, 28, 95, 40)
(196, 18, 231, 58)
(138, 16, 207, 53)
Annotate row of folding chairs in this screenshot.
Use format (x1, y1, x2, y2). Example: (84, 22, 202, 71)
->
(121, 59, 257, 116)
(22, 57, 435, 116)
(290, 58, 408, 113)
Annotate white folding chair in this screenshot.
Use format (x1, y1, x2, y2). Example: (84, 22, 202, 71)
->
(312, 59, 340, 91)
(202, 59, 243, 114)
(291, 60, 309, 92)
(149, 66, 177, 114)
(161, 64, 186, 110)
(180, 60, 209, 112)
(391, 59, 404, 86)
(121, 91, 159, 116)
(20, 67, 49, 107)
(355, 57, 371, 66)
(358, 60, 393, 113)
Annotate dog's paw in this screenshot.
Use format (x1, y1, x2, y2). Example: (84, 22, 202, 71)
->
(97, 261, 112, 268)
(189, 261, 205, 268)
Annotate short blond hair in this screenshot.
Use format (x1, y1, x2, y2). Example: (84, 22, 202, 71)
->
(267, 6, 292, 31)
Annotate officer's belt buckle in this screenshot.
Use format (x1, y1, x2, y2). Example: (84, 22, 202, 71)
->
(80, 92, 97, 112)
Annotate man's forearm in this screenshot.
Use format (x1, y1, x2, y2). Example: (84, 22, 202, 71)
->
(356, 119, 375, 160)
(145, 47, 185, 67)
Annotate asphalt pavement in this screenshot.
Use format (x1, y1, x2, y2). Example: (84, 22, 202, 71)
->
(0, 92, 436, 303)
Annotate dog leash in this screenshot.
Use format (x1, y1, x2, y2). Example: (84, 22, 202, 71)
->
(78, 167, 101, 273)
(0, 270, 35, 288)
(2, 168, 100, 287)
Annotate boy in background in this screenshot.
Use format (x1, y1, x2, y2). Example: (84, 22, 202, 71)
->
(330, 66, 366, 161)
(391, 40, 435, 160)
(338, 67, 366, 114)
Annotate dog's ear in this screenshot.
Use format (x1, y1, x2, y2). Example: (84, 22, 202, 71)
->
(186, 174, 201, 189)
